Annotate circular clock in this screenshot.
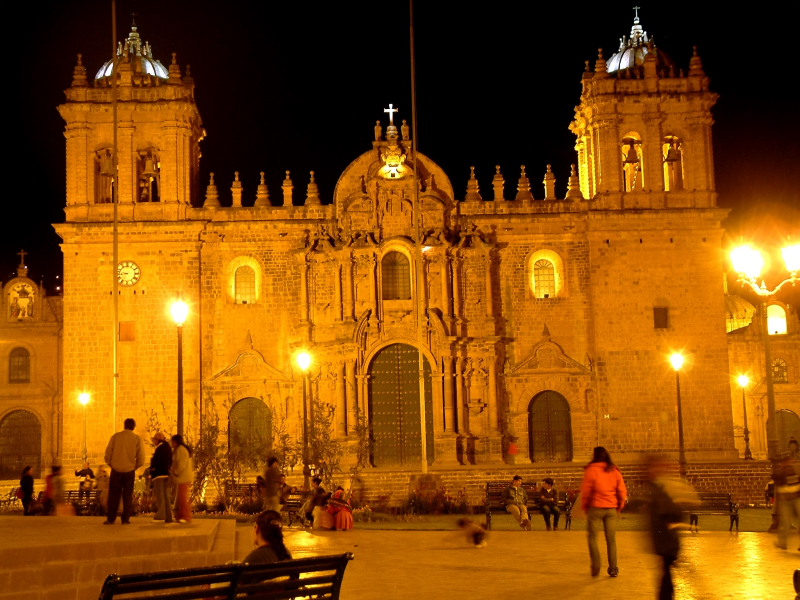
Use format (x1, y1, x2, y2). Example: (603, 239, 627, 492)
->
(117, 261, 141, 286)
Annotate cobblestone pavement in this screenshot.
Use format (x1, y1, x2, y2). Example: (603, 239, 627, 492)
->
(247, 524, 799, 600)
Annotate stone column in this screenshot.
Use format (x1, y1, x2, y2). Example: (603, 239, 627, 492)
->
(443, 356, 455, 433)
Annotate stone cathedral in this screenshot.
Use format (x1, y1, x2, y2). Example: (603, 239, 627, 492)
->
(9, 14, 799, 490)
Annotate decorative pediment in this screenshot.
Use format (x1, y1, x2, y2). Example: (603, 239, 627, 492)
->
(210, 350, 289, 382)
(509, 325, 591, 375)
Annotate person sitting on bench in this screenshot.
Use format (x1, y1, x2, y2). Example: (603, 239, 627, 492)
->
(538, 478, 561, 530)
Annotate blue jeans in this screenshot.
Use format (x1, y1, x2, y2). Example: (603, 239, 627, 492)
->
(152, 476, 173, 522)
(587, 507, 618, 572)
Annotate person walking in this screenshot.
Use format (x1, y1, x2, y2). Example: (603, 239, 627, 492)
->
(103, 418, 146, 525)
(538, 478, 561, 530)
(19, 466, 35, 516)
(772, 451, 800, 551)
(263, 456, 282, 512)
(148, 431, 173, 523)
(170, 434, 194, 523)
(644, 455, 694, 599)
(580, 446, 628, 577)
(504, 475, 531, 530)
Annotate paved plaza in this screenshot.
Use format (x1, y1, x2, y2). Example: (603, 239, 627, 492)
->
(0, 515, 797, 599)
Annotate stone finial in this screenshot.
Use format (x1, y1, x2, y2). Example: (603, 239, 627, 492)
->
(401, 119, 410, 141)
(71, 54, 88, 87)
(231, 172, 243, 207)
(492, 165, 505, 202)
(515, 165, 534, 203)
(168, 52, 183, 84)
(204, 173, 220, 208)
(465, 166, 482, 202)
(594, 48, 608, 78)
(565, 164, 584, 200)
(254, 171, 270, 207)
(305, 171, 321, 206)
(183, 65, 194, 85)
(374, 120, 382, 141)
(282, 170, 294, 207)
(688, 45, 705, 77)
(543, 164, 556, 201)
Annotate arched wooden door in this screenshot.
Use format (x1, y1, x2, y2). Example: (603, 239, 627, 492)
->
(0, 410, 41, 479)
(228, 397, 272, 469)
(368, 343, 434, 468)
(528, 391, 572, 462)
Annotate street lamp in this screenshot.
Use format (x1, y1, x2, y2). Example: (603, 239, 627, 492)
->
(731, 243, 800, 460)
(736, 374, 753, 460)
(669, 352, 687, 477)
(296, 351, 312, 490)
(79, 392, 91, 463)
(170, 300, 189, 435)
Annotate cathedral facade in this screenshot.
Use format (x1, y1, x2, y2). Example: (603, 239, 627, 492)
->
(48, 15, 750, 476)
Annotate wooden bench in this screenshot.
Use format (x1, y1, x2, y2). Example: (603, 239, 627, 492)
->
(688, 491, 739, 532)
(64, 489, 101, 515)
(0, 488, 21, 511)
(97, 552, 354, 600)
(282, 491, 310, 526)
(485, 481, 573, 530)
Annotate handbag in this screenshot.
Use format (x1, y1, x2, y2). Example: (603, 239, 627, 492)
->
(16, 488, 24, 499)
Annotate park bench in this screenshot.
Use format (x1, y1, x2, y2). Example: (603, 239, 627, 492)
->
(282, 490, 310, 526)
(65, 489, 102, 515)
(0, 487, 21, 511)
(97, 552, 355, 600)
(688, 491, 739, 532)
(485, 481, 573, 530)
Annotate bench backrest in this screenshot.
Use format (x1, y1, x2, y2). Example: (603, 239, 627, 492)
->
(98, 552, 354, 600)
(694, 492, 736, 509)
(486, 481, 539, 507)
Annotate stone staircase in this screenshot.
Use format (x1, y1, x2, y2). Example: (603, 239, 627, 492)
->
(0, 517, 237, 600)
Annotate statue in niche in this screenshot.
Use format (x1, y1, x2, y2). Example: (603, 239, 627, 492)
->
(374, 121, 382, 141)
(9, 283, 35, 320)
(401, 119, 410, 140)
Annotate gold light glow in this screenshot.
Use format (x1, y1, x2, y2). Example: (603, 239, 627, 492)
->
(79, 392, 91, 406)
(296, 351, 312, 372)
(669, 353, 685, 371)
(170, 300, 189, 326)
(783, 244, 800, 272)
(736, 374, 749, 388)
(730, 245, 764, 280)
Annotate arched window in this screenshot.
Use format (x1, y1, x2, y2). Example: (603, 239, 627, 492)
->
(9, 348, 30, 383)
(381, 251, 411, 300)
(529, 249, 564, 298)
(534, 260, 555, 298)
(0, 409, 41, 479)
(772, 358, 789, 384)
(621, 135, 643, 192)
(662, 135, 684, 191)
(234, 266, 256, 304)
(767, 304, 788, 335)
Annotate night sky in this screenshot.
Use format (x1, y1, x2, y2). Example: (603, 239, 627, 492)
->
(7, 1, 799, 301)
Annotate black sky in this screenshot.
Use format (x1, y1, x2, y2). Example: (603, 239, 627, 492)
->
(7, 1, 799, 295)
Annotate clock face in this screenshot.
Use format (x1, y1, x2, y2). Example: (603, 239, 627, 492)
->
(117, 261, 141, 286)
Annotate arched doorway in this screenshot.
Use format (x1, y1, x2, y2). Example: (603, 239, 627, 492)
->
(368, 343, 434, 467)
(528, 391, 573, 462)
(0, 409, 41, 479)
(228, 397, 272, 471)
(776, 409, 800, 455)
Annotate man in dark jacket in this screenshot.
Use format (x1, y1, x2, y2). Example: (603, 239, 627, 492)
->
(539, 478, 561, 530)
(149, 431, 173, 523)
(504, 475, 530, 530)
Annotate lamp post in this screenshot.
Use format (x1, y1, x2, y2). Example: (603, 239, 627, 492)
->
(79, 392, 91, 463)
(669, 353, 687, 477)
(296, 351, 312, 490)
(731, 243, 800, 460)
(736, 375, 753, 460)
(170, 300, 189, 436)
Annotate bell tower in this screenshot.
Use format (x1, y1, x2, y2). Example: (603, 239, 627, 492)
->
(57, 24, 204, 222)
(570, 13, 718, 210)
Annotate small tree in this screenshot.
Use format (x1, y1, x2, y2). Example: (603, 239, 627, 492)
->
(345, 405, 372, 508)
(307, 395, 342, 489)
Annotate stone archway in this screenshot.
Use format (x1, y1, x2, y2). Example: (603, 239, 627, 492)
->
(368, 343, 434, 468)
(0, 409, 41, 479)
(528, 391, 573, 462)
(776, 409, 800, 456)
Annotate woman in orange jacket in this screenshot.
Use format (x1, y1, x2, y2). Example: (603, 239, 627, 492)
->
(580, 446, 628, 578)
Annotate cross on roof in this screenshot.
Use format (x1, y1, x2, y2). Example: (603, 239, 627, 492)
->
(17, 248, 27, 267)
(384, 104, 398, 125)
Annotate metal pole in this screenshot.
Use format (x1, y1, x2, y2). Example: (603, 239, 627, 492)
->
(111, 0, 119, 433)
(675, 371, 687, 477)
(82, 405, 88, 464)
(177, 324, 184, 435)
(742, 386, 753, 460)
(302, 373, 310, 490)
(761, 300, 778, 461)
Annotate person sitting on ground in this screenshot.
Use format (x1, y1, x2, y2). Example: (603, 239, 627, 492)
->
(538, 478, 561, 530)
(243, 510, 293, 564)
(326, 486, 354, 530)
(505, 475, 530, 530)
(457, 518, 489, 548)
